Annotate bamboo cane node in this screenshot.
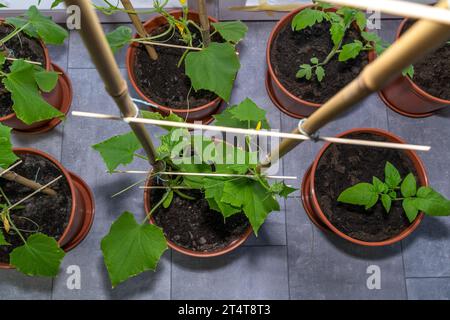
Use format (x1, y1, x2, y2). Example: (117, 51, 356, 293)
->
(298, 119, 320, 142)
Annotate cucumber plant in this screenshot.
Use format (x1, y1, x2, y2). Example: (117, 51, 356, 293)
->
(103, 0, 248, 102)
(93, 98, 295, 287)
(0, 123, 65, 276)
(0, 5, 68, 124)
(338, 161, 450, 222)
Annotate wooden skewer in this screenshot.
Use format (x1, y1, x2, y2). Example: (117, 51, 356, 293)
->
(134, 40, 202, 51)
(5, 57, 42, 66)
(324, 0, 450, 26)
(120, 0, 158, 60)
(71, 111, 431, 152)
(0, 161, 57, 196)
(112, 170, 298, 180)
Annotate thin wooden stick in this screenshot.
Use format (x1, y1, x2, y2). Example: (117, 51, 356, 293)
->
(64, 0, 162, 171)
(112, 170, 298, 180)
(0, 161, 57, 197)
(71, 111, 431, 152)
(120, 0, 158, 60)
(7, 176, 62, 211)
(139, 186, 197, 190)
(6, 57, 42, 66)
(324, 0, 450, 26)
(134, 40, 202, 51)
(197, 0, 211, 46)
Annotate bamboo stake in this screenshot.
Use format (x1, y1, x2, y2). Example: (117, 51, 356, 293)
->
(261, 0, 450, 168)
(71, 111, 431, 152)
(120, 0, 158, 60)
(0, 161, 57, 197)
(197, 0, 211, 46)
(324, 0, 450, 26)
(64, 0, 162, 171)
(134, 40, 202, 51)
(6, 57, 42, 66)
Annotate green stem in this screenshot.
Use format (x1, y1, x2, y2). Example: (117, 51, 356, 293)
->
(134, 153, 149, 161)
(7, 215, 27, 244)
(142, 189, 171, 223)
(0, 22, 31, 45)
(173, 189, 196, 200)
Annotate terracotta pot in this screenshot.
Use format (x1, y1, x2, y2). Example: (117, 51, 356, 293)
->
(0, 20, 73, 133)
(379, 19, 450, 118)
(301, 128, 428, 246)
(126, 10, 223, 123)
(266, 5, 375, 119)
(0, 148, 95, 269)
(143, 178, 252, 258)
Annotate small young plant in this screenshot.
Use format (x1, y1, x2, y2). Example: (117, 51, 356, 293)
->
(104, 0, 248, 102)
(0, 123, 65, 276)
(0, 6, 68, 124)
(338, 161, 450, 223)
(93, 98, 295, 287)
(292, 1, 391, 82)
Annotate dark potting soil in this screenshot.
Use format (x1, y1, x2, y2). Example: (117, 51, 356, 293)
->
(314, 132, 419, 242)
(0, 24, 47, 117)
(0, 154, 72, 263)
(270, 19, 368, 104)
(150, 187, 250, 252)
(133, 24, 219, 109)
(401, 20, 450, 100)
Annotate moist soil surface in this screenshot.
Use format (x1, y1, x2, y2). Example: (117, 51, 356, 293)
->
(401, 20, 450, 100)
(133, 24, 219, 110)
(270, 19, 368, 104)
(150, 187, 250, 253)
(314, 132, 419, 242)
(0, 25, 47, 117)
(0, 154, 72, 264)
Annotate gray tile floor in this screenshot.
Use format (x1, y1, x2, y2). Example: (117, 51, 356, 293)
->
(1, 19, 449, 300)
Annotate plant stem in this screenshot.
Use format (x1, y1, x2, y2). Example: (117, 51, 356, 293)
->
(173, 189, 196, 200)
(142, 189, 171, 223)
(0, 22, 31, 45)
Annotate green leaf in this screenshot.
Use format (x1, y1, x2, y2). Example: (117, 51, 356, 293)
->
(269, 182, 296, 198)
(389, 191, 397, 200)
(10, 233, 65, 277)
(213, 98, 270, 130)
(310, 57, 319, 64)
(361, 31, 381, 43)
(0, 231, 10, 246)
(315, 66, 325, 82)
(211, 21, 248, 44)
(413, 187, 450, 216)
(7, 6, 68, 45)
(2, 60, 64, 125)
(163, 191, 174, 208)
(381, 194, 392, 213)
(403, 198, 419, 223)
(92, 131, 142, 172)
(50, 0, 64, 9)
(336, 7, 358, 25)
(141, 110, 184, 131)
(0, 123, 19, 169)
(401, 173, 417, 198)
(222, 179, 279, 234)
(355, 11, 367, 30)
(185, 42, 240, 101)
(330, 22, 345, 46)
(0, 52, 6, 66)
(373, 177, 388, 193)
(402, 65, 415, 78)
(337, 182, 378, 210)
(101, 212, 168, 287)
(106, 26, 133, 53)
(34, 69, 59, 92)
(292, 8, 328, 31)
(203, 177, 241, 218)
(296, 64, 312, 80)
(338, 40, 363, 62)
(385, 162, 402, 189)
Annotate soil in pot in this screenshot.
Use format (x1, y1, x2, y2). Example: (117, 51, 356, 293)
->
(0, 154, 72, 263)
(401, 20, 450, 100)
(0, 25, 47, 117)
(270, 20, 368, 104)
(133, 24, 220, 109)
(150, 186, 250, 252)
(314, 132, 419, 242)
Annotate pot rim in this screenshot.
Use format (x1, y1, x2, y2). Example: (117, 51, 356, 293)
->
(143, 175, 253, 258)
(309, 128, 428, 246)
(126, 10, 223, 115)
(396, 18, 450, 105)
(0, 148, 77, 268)
(0, 19, 52, 123)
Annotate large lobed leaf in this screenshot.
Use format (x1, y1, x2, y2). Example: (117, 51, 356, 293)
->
(185, 42, 240, 102)
(213, 98, 270, 129)
(106, 26, 133, 53)
(0, 123, 19, 169)
(101, 212, 168, 287)
(211, 21, 248, 44)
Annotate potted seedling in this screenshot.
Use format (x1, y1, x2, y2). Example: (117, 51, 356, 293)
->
(266, 1, 388, 118)
(302, 128, 450, 246)
(0, 123, 94, 275)
(379, 18, 450, 117)
(0, 5, 72, 133)
(102, 0, 248, 123)
(92, 98, 295, 287)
